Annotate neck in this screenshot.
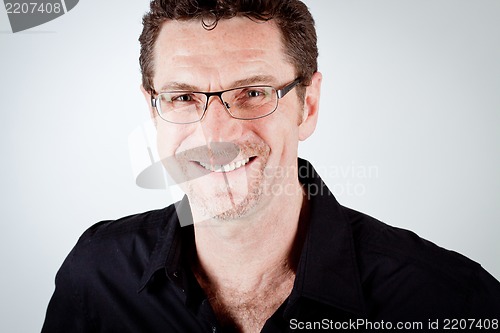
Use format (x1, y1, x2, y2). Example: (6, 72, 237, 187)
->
(191, 181, 308, 292)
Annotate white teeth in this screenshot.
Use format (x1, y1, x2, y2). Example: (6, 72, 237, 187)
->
(198, 158, 251, 173)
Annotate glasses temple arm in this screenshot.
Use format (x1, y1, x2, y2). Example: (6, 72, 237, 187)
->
(277, 78, 302, 99)
(150, 89, 157, 107)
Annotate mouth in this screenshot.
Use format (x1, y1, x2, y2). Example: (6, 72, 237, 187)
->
(197, 157, 253, 173)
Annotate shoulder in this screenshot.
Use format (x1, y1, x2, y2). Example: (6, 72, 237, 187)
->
(60, 204, 179, 284)
(342, 206, 479, 271)
(341, 206, 500, 317)
(79, 206, 174, 242)
(44, 204, 183, 330)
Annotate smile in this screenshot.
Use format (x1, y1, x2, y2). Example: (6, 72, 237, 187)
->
(198, 157, 251, 173)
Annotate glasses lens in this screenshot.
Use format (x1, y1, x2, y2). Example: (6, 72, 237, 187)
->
(222, 86, 278, 119)
(156, 92, 207, 124)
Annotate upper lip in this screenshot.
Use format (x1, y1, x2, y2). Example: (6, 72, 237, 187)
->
(176, 142, 241, 166)
(174, 140, 269, 171)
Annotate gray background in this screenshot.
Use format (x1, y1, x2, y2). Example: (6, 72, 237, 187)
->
(0, 0, 498, 331)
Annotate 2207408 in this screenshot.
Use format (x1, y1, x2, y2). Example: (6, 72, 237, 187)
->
(443, 319, 498, 330)
(5, 2, 62, 14)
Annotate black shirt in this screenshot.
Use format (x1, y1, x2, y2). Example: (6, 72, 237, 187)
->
(42, 159, 500, 332)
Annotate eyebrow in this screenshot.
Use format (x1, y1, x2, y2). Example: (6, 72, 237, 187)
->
(157, 75, 278, 93)
(229, 75, 278, 88)
(157, 82, 198, 92)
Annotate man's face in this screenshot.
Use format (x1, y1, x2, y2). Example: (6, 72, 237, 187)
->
(144, 17, 319, 221)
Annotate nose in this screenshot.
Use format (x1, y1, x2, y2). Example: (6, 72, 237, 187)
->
(198, 95, 243, 142)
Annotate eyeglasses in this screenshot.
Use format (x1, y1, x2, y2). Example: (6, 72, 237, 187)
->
(150, 78, 302, 124)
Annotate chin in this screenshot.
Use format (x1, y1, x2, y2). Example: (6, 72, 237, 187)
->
(187, 182, 263, 222)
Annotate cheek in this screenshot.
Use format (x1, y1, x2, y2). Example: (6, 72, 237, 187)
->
(260, 115, 300, 154)
(156, 124, 187, 158)
(272, 105, 302, 137)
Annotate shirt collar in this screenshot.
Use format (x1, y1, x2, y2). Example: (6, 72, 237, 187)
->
(292, 158, 366, 316)
(138, 199, 194, 292)
(138, 158, 366, 316)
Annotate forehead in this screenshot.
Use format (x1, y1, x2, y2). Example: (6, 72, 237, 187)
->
(152, 17, 294, 89)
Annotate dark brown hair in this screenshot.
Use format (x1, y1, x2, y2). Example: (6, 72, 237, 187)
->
(139, 0, 318, 97)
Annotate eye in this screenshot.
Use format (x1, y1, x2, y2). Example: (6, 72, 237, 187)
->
(246, 89, 266, 98)
(247, 90, 262, 98)
(171, 93, 194, 102)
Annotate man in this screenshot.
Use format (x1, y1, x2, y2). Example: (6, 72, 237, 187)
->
(42, 0, 500, 332)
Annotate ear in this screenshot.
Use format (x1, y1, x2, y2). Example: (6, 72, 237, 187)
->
(140, 84, 158, 127)
(298, 71, 322, 141)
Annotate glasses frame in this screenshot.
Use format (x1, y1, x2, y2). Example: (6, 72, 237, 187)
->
(150, 78, 302, 124)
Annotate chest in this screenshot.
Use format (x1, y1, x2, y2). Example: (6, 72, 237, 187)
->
(205, 276, 295, 333)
